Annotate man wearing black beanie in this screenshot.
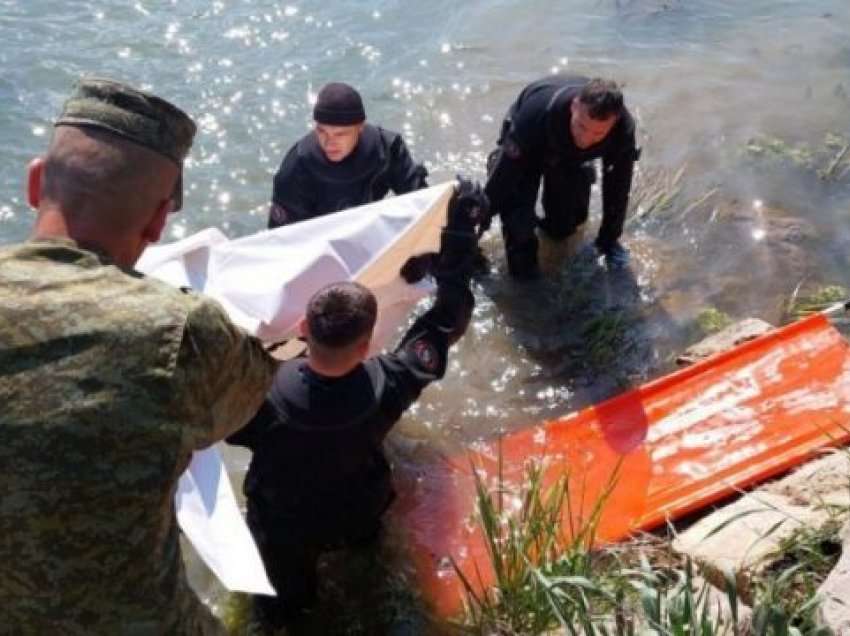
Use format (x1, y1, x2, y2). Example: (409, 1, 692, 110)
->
(268, 82, 428, 227)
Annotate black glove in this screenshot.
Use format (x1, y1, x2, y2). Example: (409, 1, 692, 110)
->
(400, 252, 438, 284)
(434, 177, 487, 284)
(447, 176, 490, 235)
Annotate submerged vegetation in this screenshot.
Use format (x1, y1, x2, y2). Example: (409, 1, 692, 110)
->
(744, 133, 850, 183)
(627, 165, 719, 228)
(786, 284, 848, 321)
(694, 307, 733, 337)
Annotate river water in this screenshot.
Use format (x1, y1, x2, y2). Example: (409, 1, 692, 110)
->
(2, 0, 850, 632)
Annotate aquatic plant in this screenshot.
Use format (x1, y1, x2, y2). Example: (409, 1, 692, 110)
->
(744, 136, 815, 170)
(627, 164, 719, 229)
(629, 165, 685, 223)
(695, 307, 733, 336)
(582, 312, 628, 368)
(744, 133, 850, 183)
(786, 284, 847, 320)
(818, 134, 850, 182)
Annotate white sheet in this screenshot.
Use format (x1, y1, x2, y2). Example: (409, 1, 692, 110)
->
(137, 183, 453, 595)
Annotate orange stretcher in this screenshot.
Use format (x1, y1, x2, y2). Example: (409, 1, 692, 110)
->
(394, 312, 850, 617)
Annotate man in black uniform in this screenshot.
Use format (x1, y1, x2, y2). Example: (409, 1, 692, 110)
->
(268, 82, 429, 227)
(485, 75, 640, 279)
(229, 179, 487, 629)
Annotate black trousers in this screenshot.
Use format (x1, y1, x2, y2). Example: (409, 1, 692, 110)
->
(246, 500, 383, 628)
(493, 157, 594, 277)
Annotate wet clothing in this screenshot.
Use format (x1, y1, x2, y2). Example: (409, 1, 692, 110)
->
(268, 124, 428, 227)
(227, 238, 475, 625)
(0, 238, 277, 635)
(484, 75, 639, 277)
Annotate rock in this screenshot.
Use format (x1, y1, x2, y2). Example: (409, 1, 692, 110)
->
(762, 451, 850, 510)
(817, 520, 850, 634)
(673, 452, 850, 608)
(676, 318, 774, 366)
(672, 491, 829, 603)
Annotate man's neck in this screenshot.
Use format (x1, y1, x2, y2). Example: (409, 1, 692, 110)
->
(305, 355, 360, 378)
(31, 208, 72, 241)
(32, 209, 129, 266)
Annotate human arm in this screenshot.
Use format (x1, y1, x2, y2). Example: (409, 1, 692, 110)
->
(172, 297, 279, 450)
(599, 115, 640, 247)
(268, 148, 315, 228)
(225, 398, 278, 449)
(386, 133, 428, 194)
(484, 129, 530, 217)
(482, 107, 545, 236)
(373, 179, 486, 430)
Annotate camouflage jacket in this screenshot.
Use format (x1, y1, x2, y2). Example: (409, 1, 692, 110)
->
(0, 239, 277, 635)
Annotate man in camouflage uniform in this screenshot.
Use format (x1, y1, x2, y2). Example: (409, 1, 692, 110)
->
(0, 79, 278, 634)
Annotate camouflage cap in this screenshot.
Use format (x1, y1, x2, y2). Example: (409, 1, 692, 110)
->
(55, 78, 196, 210)
(56, 78, 196, 164)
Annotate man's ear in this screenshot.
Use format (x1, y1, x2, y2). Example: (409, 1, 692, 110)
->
(140, 199, 172, 244)
(27, 157, 44, 209)
(355, 333, 371, 360)
(298, 317, 310, 339)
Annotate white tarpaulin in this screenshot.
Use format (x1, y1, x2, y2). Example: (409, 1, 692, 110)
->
(175, 446, 275, 595)
(137, 182, 453, 595)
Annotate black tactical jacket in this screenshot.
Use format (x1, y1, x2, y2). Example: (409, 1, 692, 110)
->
(485, 75, 638, 224)
(227, 281, 473, 534)
(268, 124, 428, 227)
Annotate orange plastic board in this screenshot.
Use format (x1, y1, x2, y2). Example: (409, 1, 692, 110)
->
(394, 314, 850, 617)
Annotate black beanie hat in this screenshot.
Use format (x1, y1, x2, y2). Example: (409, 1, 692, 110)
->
(313, 82, 366, 125)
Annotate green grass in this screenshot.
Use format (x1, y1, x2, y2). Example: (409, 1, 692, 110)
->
(694, 308, 733, 337)
(451, 455, 623, 634)
(744, 133, 850, 183)
(786, 285, 848, 321)
(626, 165, 719, 228)
(582, 312, 629, 369)
(217, 436, 850, 635)
(454, 445, 846, 635)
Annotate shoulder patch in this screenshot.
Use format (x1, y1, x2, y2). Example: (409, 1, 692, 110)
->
(411, 339, 440, 372)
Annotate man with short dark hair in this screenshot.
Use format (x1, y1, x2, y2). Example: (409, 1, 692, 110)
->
(485, 75, 641, 278)
(268, 82, 428, 227)
(229, 179, 488, 629)
(0, 78, 278, 634)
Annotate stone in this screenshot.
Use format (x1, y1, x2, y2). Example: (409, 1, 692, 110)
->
(762, 451, 850, 510)
(817, 521, 850, 635)
(672, 491, 829, 603)
(676, 317, 774, 366)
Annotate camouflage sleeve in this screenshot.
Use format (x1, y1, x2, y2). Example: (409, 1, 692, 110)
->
(172, 297, 278, 450)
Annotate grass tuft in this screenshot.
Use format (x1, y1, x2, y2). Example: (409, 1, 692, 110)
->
(455, 442, 847, 635)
